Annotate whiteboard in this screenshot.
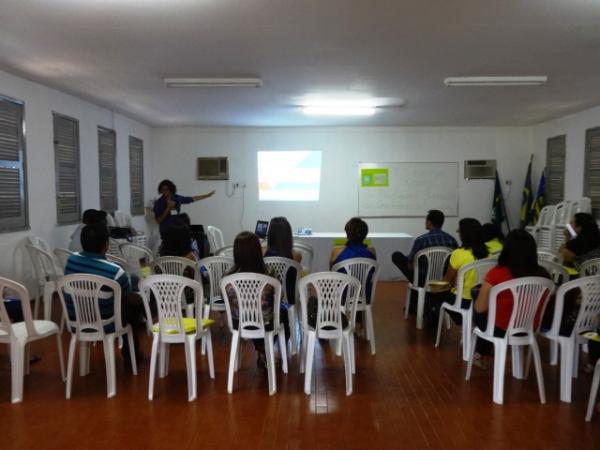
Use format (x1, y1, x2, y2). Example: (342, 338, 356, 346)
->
(358, 162, 459, 217)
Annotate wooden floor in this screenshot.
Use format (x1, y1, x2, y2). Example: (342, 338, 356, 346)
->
(0, 281, 598, 449)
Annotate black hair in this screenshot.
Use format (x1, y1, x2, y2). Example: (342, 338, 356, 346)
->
(160, 219, 192, 257)
(458, 218, 488, 260)
(267, 217, 294, 259)
(231, 231, 266, 274)
(573, 213, 600, 247)
(345, 217, 369, 245)
(426, 210, 445, 228)
(157, 179, 177, 195)
(82, 209, 107, 227)
(81, 224, 109, 254)
(482, 223, 505, 243)
(498, 229, 546, 278)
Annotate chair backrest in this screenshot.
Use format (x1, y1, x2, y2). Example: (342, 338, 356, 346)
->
(27, 235, 53, 254)
(551, 225, 567, 252)
(297, 272, 360, 340)
(537, 250, 562, 264)
(486, 277, 555, 337)
(264, 256, 303, 305)
(25, 244, 60, 286)
(548, 276, 600, 338)
(579, 258, 600, 277)
(412, 246, 453, 287)
(106, 254, 129, 271)
(107, 238, 122, 256)
(56, 274, 123, 338)
(292, 241, 314, 273)
(0, 276, 36, 338)
(119, 242, 154, 273)
(538, 259, 569, 285)
(536, 227, 553, 250)
(151, 256, 199, 280)
(198, 256, 234, 305)
(215, 245, 234, 257)
(553, 201, 571, 225)
(220, 272, 282, 339)
(539, 206, 555, 227)
(331, 257, 380, 307)
(113, 210, 132, 228)
(452, 258, 497, 307)
(139, 275, 205, 338)
(568, 197, 592, 217)
(53, 248, 75, 273)
(207, 226, 225, 254)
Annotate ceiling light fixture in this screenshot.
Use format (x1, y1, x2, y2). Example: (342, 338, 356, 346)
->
(164, 77, 263, 88)
(301, 105, 376, 116)
(444, 76, 548, 87)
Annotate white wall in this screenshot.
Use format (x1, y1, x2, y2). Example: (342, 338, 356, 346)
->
(532, 104, 600, 200)
(0, 69, 153, 290)
(151, 127, 532, 245)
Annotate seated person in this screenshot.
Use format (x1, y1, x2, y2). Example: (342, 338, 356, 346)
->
(473, 230, 550, 360)
(64, 224, 144, 362)
(392, 209, 458, 283)
(437, 218, 489, 323)
(330, 217, 376, 266)
(224, 231, 289, 368)
(68, 209, 108, 252)
(560, 212, 600, 268)
(482, 222, 504, 255)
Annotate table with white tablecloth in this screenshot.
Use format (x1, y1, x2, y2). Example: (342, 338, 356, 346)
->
(294, 232, 413, 281)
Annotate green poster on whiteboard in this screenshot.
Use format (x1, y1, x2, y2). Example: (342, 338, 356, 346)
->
(361, 168, 389, 187)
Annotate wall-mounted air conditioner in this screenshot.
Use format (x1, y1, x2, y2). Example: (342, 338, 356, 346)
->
(464, 160, 496, 179)
(197, 157, 229, 180)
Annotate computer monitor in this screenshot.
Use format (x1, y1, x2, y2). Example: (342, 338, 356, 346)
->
(255, 220, 269, 239)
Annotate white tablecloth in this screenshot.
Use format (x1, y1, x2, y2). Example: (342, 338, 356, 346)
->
(294, 232, 413, 281)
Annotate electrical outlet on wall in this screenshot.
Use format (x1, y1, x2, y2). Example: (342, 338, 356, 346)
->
(232, 181, 247, 189)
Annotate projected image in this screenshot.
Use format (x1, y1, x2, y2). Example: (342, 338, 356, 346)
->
(258, 151, 322, 201)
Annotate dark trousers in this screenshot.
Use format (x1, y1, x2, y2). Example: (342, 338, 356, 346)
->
(392, 251, 414, 282)
(119, 293, 145, 359)
(472, 311, 506, 356)
(232, 306, 290, 354)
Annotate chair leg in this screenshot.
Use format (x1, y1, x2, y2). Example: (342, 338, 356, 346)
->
(299, 331, 307, 374)
(126, 329, 138, 375)
(493, 342, 508, 405)
(435, 307, 445, 348)
(416, 289, 425, 330)
(465, 334, 478, 380)
(511, 345, 525, 380)
(10, 340, 25, 403)
(184, 338, 197, 401)
(265, 334, 276, 395)
(549, 340, 558, 366)
(304, 332, 317, 395)
(573, 342, 580, 379)
(227, 332, 240, 394)
(288, 306, 297, 355)
(159, 342, 167, 378)
(148, 335, 159, 400)
(343, 334, 353, 396)
(404, 286, 411, 319)
(205, 331, 215, 379)
(278, 330, 288, 374)
(463, 312, 472, 362)
(56, 333, 66, 381)
(66, 335, 77, 399)
(43, 285, 54, 321)
(79, 342, 90, 377)
(366, 306, 376, 355)
(350, 332, 356, 374)
(586, 360, 600, 422)
(559, 339, 574, 403)
(530, 340, 546, 404)
(103, 337, 117, 398)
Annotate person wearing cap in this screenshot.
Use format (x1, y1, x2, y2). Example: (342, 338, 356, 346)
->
(68, 209, 108, 252)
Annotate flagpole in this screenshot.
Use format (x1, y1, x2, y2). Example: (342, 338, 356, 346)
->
(500, 179, 511, 232)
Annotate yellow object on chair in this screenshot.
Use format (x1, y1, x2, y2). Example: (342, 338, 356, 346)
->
(151, 317, 215, 334)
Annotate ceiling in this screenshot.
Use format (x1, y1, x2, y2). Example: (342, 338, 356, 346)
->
(1, 0, 600, 127)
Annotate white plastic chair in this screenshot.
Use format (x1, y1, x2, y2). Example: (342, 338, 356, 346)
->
(119, 242, 154, 277)
(113, 210, 132, 228)
(540, 276, 600, 403)
(220, 273, 288, 395)
(107, 238, 123, 257)
(298, 272, 360, 396)
(25, 244, 60, 321)
(568, 197, 592, 217)
(465, 277, 555, 405)
(151, 256, 200, 316)
(265, 256, 304, 355)
(57, 274, 138, 398)
(405, 247, 452, 330)
(293, 241, 314, 274)
(332, 258, 380, 355)
(537, 250, 562, 264)
(106, 254, 129, 271)
(139, 275, 214, 401)
(215, 245, 234, 257)
(586, 358, 600, 422)
(436, 258, 497, 361)
(579, 258, 600, 277)
(53, 248, 75, 272)
(207, 226, 225, 254)
(526, 205, 554, 244)
(0, 277, 65, 403)
(538, 259, 569, 286)
(198, 256, 235, 317)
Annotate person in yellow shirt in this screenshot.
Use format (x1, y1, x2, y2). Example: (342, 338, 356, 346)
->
(482, 223, 504, 256)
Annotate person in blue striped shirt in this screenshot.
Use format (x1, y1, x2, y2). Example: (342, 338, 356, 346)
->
(64, 224, 144, 363)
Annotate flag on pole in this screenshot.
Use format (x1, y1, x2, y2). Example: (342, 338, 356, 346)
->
(492, 171, 506, 228)
(530, 170, 546, 225)
(519, 157, 533, 228)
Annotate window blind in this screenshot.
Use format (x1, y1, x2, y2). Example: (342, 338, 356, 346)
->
(545, 135, 565, 206)
(585, 127, 600, 218)
(54, 113, 81, 224)
(98, 126, 117, 214)
(129, 136, 144, 216)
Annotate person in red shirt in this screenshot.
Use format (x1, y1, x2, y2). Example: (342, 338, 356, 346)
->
(473, 230, 550, 359)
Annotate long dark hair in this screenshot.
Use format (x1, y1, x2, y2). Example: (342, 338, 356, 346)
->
(231, 231, 266, 274)
(458, 218, 488, 260)
(266, 217, 294, 259)
(160, 219, 192, 257)
(482, 222, 505, 243)
(345, 217, 368, 245)
(498, 229, 545, 278)
(573, 213, 600, 247)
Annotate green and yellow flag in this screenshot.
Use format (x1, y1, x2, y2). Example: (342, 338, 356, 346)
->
(519, 158, 533, 228)
(530, 170, 546, 225)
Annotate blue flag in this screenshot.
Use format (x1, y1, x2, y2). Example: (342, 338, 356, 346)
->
(530, 170, 546, 225)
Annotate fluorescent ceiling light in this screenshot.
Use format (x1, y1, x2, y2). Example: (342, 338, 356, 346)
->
(444, 76, 548, 87)
(301, 105, 376, 116)
(164, 77, 263, 88)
